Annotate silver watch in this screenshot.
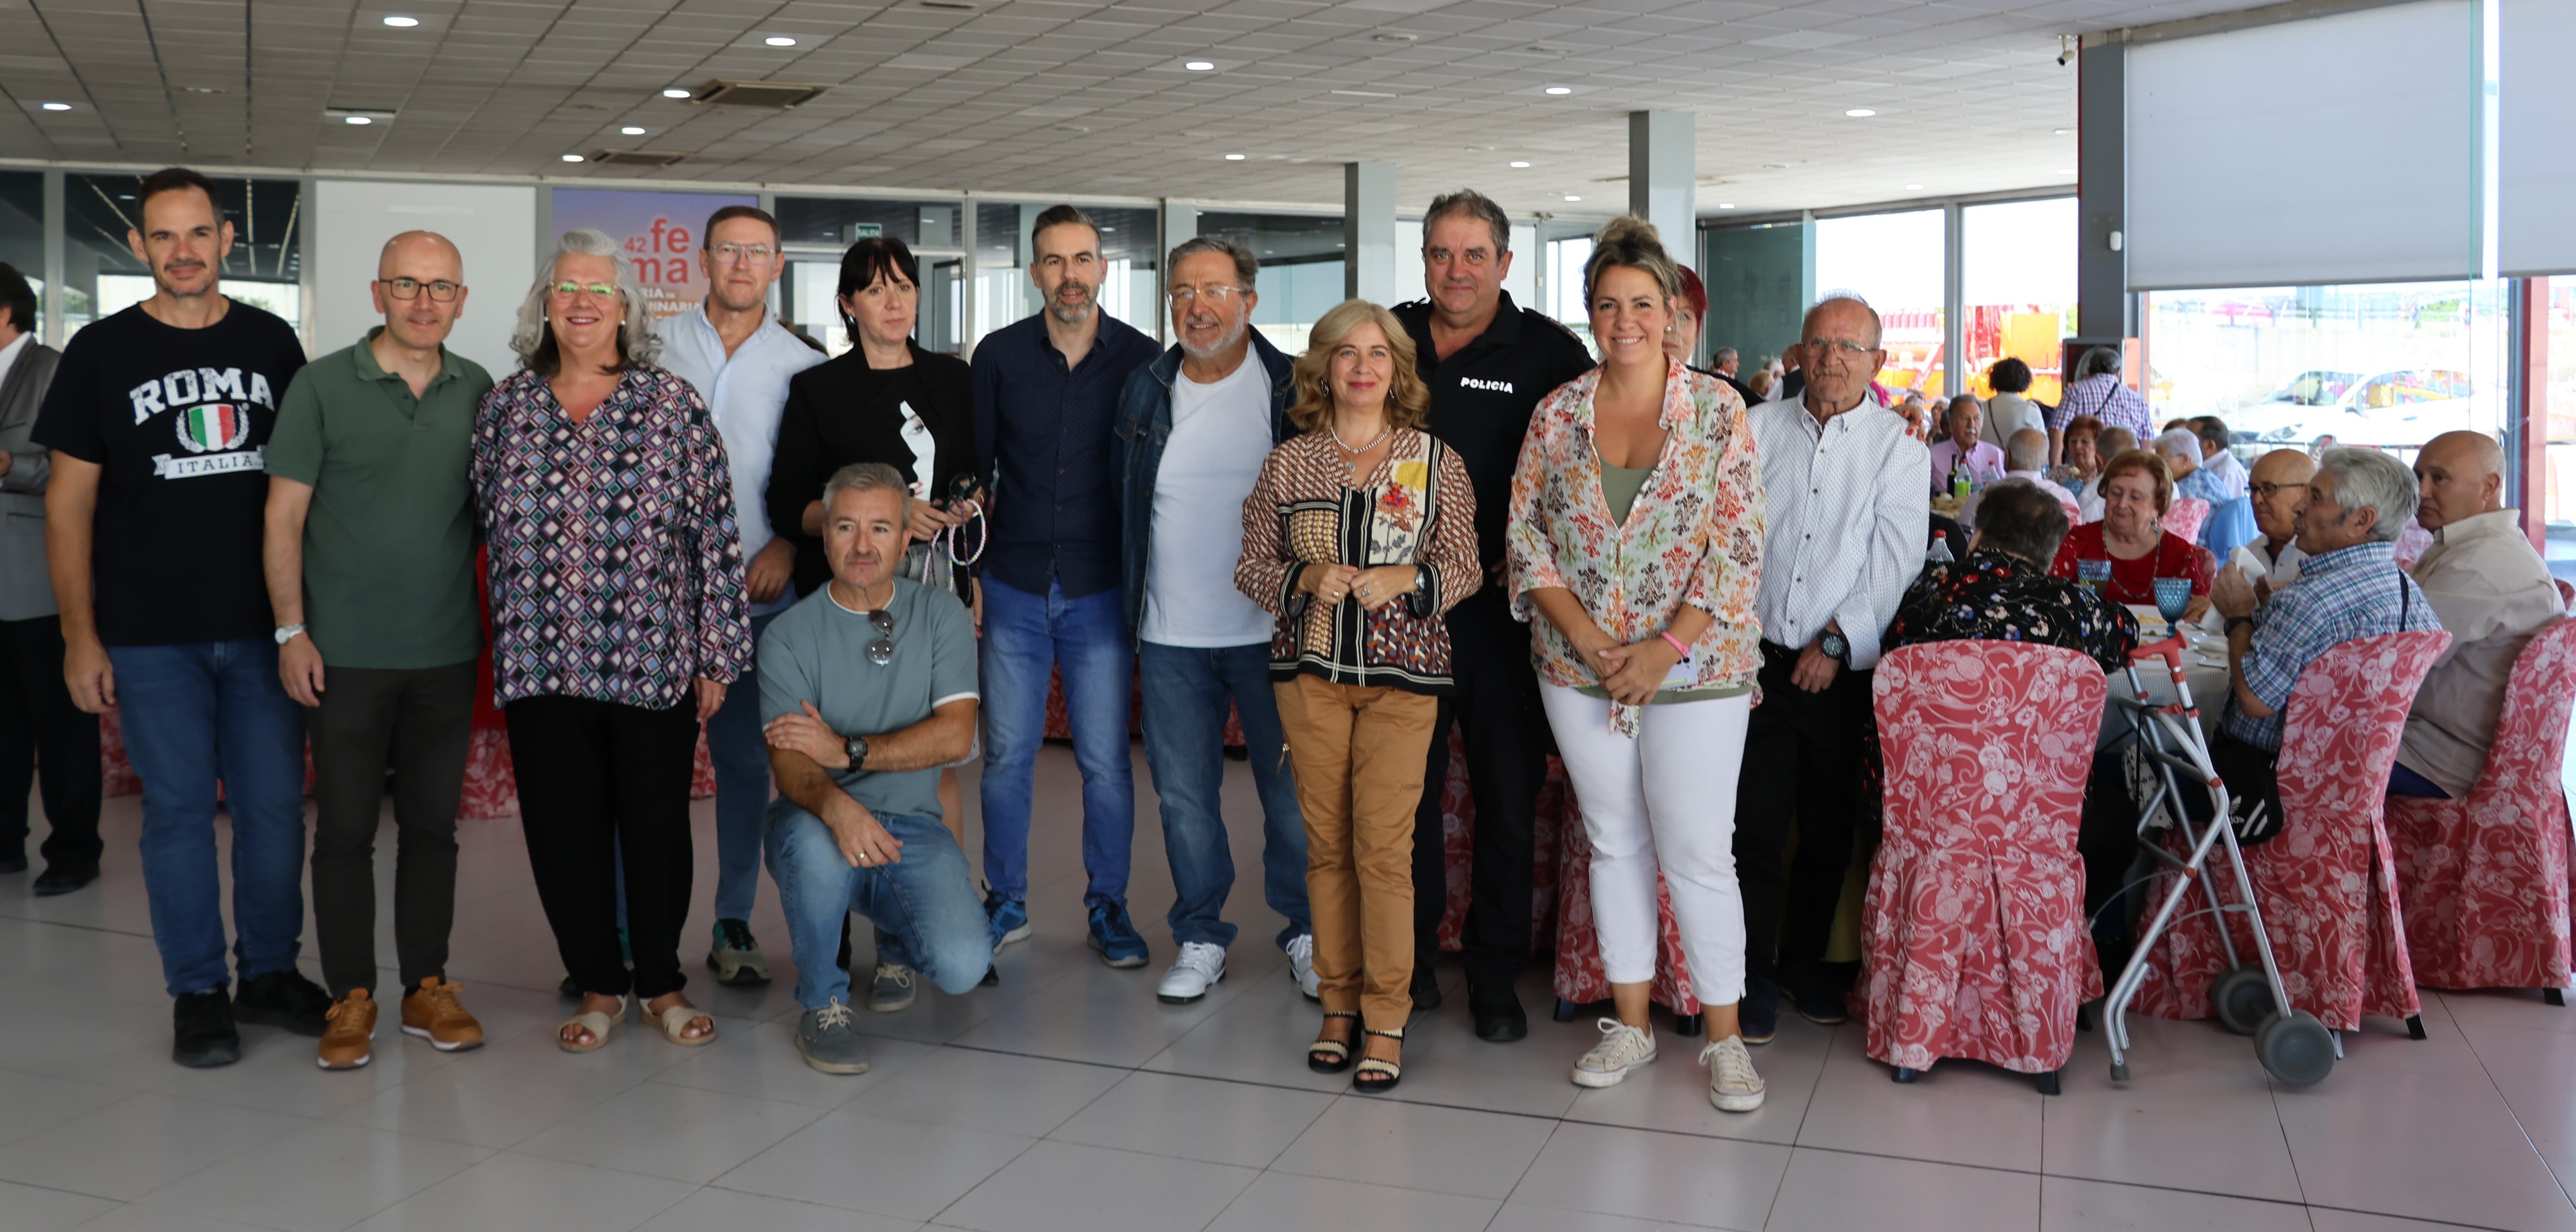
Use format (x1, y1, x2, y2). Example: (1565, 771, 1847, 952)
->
(274, 623, 306, 647)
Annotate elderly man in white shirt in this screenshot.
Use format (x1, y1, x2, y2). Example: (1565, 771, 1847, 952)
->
(2392, 431, 2566, 799)
(656, 205, 826, 986)
(2191, 417, 2250, 500)
(2193, 449, 2314, 636)
(1960, 428, 2079, 527)
(1735, 294, 1929, 1040)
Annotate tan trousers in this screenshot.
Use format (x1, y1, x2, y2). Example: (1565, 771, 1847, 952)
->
(1275, 674, 1439, 1032)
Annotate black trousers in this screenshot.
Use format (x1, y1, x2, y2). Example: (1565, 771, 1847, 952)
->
(1733, 641, 1874, 981)
(1411, 591, 1551, 989)
(505, 694, 700, 1001)
(308, 661, 477, 997)
(0, 616, 102, 870)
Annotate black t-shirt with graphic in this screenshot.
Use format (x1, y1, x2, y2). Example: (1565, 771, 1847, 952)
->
(33, 302, 307, 646)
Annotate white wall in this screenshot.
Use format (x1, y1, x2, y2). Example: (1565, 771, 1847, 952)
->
(313, 181, 537, 377)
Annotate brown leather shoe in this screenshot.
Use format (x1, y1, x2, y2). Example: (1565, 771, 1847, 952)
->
(401, 978, 485, 1052)
(318, 989, 376, 1070)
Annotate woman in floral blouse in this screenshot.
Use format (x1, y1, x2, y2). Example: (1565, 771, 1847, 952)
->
(1236, 298, 1478, 1095)
(472, 229, 751, 1054)
(1505, 218, 1769, 1112)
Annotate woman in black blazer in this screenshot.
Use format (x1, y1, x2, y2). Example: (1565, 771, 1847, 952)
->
(766, 237, 978, 602)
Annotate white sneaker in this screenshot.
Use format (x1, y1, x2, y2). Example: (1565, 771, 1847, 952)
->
(1571, 1018, 1657, 1088)
(1702, 1035, 1766, 1112)
(1284, 933, 1321, 1001)
(1157, 942, 1227, 1003)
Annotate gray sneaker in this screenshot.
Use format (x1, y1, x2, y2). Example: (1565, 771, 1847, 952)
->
(795, 1000, 868, 1075)
(707, 918, 770, 986)
(868, 963, 916, 1014)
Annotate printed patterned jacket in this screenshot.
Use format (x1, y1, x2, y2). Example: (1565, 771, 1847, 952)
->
(1235, 428, 1480, 694)
(471, 364, 752, 711)
(1506, 364, 1765, 735)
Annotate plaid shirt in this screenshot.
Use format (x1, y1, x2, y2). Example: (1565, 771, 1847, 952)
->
(2050, 373, 2155, 441)
(2221, 540, 2443, 750)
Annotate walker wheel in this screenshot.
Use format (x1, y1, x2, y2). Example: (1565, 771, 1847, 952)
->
(2211, 966, 2275, 1036)
(2254, 1010, 2336, 1087)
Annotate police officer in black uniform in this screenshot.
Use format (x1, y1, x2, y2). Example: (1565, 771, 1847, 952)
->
(1391, 189, 1594, 1043)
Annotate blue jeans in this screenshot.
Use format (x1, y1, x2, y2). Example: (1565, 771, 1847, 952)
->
(2388, 760, 2451, 799)
(979, 574, 1134, 907)
(766, 800, 991, 1011)
(109, 639, 311, 997)
(705, 609, 780, 922)
(1140, 641, 1308, 950)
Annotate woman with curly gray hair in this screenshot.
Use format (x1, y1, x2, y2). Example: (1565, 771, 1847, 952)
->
(471, 228, 752, 1054)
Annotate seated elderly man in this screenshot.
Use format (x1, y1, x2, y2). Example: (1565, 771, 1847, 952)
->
(2391, 432, 2566, 799)
(762, 463, 992, 1075)
(2190, 416, 2250, 499)
(2192, 449, 2316, 637)
(2205, 448, 2445, 836)
(2156, 427, 2253, 556)
(1929, 394, 2006, 492)
(1960, 429, 2080, 527)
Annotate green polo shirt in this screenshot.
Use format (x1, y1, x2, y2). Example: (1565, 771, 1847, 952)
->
(266, 329, 491, 669)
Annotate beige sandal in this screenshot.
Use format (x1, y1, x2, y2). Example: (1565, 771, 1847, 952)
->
(558, 994, 627, 1053)
(641, 998, 716, 1046)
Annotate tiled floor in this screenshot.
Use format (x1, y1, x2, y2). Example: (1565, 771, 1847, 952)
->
(5, 742, 2576, 1231)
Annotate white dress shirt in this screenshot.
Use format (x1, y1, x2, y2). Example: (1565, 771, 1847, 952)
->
(2201, 448, 2250, 499)
(2399, 509, 2567, 797)
(658, 304, 826, 616)
(1750, 393, 1930, 669)
(2193, 535, 2307, 635)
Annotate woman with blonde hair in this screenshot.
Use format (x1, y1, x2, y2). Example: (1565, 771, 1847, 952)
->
(1236, 298, 1479, 1094)
(1507, 216, 1769, 1111)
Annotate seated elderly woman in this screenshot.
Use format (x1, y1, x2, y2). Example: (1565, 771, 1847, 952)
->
(2155, 427, 2254, 557)
(2049, 449, 2213, 621)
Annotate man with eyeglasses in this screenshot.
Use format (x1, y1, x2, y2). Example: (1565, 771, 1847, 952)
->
(657, 204, 825, 990)
(263, 229, 492, 1069)
(1112, 236, 1315, 1004)
(1391, 188, 1594, 1043)
(1735, 294, 1929, 1041)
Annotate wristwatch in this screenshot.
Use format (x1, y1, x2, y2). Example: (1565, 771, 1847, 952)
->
(843, 734, 869, 771)
(2224, 616, 2256, 637)
(1819, 629, 1849, 662)
(274, 623, 306, 647)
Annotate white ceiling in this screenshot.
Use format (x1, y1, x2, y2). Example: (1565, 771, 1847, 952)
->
(0, 0, 2269, 217)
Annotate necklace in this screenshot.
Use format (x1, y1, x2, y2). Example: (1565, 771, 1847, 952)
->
(1330, 420, 1391, 455)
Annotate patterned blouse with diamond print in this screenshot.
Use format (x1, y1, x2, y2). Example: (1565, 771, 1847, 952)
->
(471, 364, 753, 711)
(1889, 545, 2140, 674)
(1235, 428, 1479, 695)
(1505, 363, 1764, 737)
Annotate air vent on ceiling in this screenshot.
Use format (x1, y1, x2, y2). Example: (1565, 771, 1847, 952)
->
(589, 149, 691, 168)
(686, 79, 831, 108)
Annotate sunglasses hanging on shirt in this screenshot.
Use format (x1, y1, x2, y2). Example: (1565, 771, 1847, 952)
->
(866, 608, 895, 666)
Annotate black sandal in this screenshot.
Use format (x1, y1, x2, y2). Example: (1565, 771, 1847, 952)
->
(1352, 1027, 1404, 1093)
(1308, 1012, 1358, 1073)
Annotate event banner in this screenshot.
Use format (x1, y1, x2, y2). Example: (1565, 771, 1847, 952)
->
(549, 188, 756, 325)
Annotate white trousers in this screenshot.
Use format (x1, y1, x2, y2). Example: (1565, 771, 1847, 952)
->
(1540, 684, 1752, 1005)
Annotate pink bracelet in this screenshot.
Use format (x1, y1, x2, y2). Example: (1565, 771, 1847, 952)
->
(1659, 630, 1692, 658)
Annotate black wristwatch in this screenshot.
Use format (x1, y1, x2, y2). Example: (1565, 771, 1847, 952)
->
(2224, 616, 2256, 637)
(1819, 629, 1850, 662)
(843, 734, 870, 771)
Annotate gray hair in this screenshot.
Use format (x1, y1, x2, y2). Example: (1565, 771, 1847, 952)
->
(511, 228, 660, 374)
(1421, 188, 1512, 256)
(1167, 235, 1257, 287)
(2076, 345, 2123, 380)
(2314, 447, 2418, 542)
(1804, 291, 1883, 348)
(2152, 427, 2201, 460)
(822, 462, 911, 513)
(2006, 428, 2048, 471)
(2099, 426, 2139, 457)
(1714, 347, 1738, 366)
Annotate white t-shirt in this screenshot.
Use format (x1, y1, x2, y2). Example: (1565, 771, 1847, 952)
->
(1143, 357, 1280, 647)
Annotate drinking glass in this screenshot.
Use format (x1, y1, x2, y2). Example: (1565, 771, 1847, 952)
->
(2153, 577, 2193, 626)
(2077, 559, 2112, 592)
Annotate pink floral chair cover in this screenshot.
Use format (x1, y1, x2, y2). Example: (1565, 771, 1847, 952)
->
(2388, 618, 2576, 992)
(1859, 642, 2104, 1075)
(1552, 800, 1702, 1016)
(2133, 630, 2449, 1032)
(1441, 730, 1568, 955)
(2161, 497, 2209, 545)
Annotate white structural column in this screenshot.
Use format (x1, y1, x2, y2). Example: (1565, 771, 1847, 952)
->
(1344, 162, 1397, 303)
(1627, 111, 1696, 246)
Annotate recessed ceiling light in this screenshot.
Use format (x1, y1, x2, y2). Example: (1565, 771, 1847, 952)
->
(183, 85, 226, 94)
(345, 115, 372, 125)
(382, 14, 419, 26)
(1845, 108, 1876, 117)
(1185, 60, 1216, 70)
(621, 126, 647, 135)
(1906, 183, 1923, 190)
(1224, 152, 1246, 160)
(663, 88, 691, 98)
(765, 35, 797, 46)
(1543, 85, 1573, 95)
(1510, 160, 1531, 168)
(1373, 32, 1417, 42)
(1563, 194, 1582, 202)
(2053, 127, 2074, 135)
(1717, 202, 1736, 209)
(561, 153, 585, 162)
(39, 102, 71, 112)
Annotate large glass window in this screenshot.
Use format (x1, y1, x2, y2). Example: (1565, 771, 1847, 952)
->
(64, 173, 302, 343)
(1961, 198, 2077, 403)
(774, 197, 965, 356)
(2543, 280, 2575, 543)
(0, 173, 40, 341)
(1543, 234, 1596, 355)
(2142, 281, 2511, 461)
(1816, 209, 1946, 398)
(971, 203, 1157, 345)
(1198, 212, 1342, 355)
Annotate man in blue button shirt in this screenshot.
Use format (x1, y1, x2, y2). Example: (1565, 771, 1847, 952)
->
(972, 205, 1161, 965)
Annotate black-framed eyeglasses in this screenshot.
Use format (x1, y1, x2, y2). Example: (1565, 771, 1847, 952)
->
(379, 277, 462, 302)
(2251, 482, 2309, 499)
(865, 609, 895, 666)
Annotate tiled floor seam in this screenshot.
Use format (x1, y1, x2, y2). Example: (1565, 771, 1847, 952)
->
(2443, 989, 2576, 1215)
